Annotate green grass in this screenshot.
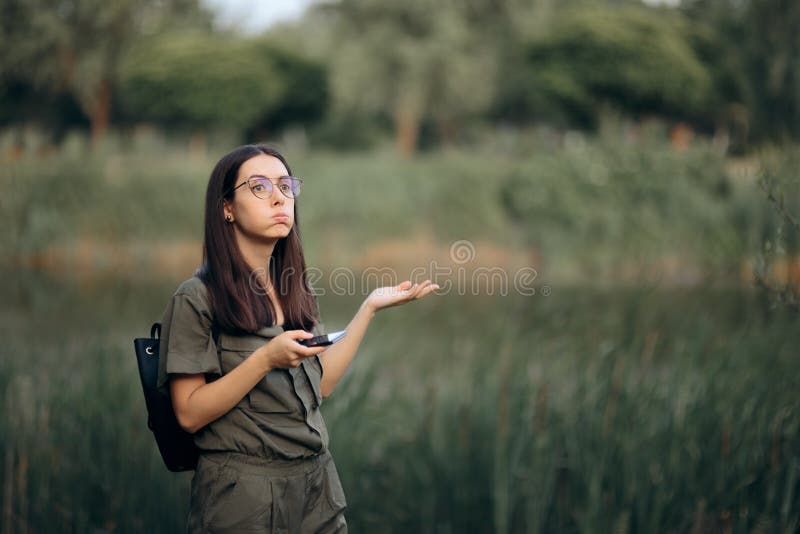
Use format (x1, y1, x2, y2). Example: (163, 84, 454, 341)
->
(0, 271, 797, 532)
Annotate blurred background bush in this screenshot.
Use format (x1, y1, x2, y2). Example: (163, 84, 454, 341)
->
(1, 0, 798, 532)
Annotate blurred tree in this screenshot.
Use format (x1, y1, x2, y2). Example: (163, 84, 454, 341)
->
(119, 33, 282, 135)
(313, 0, 497, 156)
(495, 4, 713, 128)
(159, 0, 798, 149)
(245, 38, 329, 140)
(0, 0, 211, 145)
(682, 0, 800, 145)
(678, 14, 750, 149)
(119, 34, 328, 142)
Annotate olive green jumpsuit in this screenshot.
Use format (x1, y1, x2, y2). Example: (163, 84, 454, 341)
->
(156, 276, 348, 533)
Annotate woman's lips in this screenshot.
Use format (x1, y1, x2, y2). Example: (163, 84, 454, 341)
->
(272, 214, 290, 222)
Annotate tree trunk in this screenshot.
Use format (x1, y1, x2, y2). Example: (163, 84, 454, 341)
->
(90, 80, 112, 147)
(393, 107, 420, 157)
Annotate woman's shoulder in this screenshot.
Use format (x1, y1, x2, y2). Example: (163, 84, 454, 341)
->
(175, 275, 206, 294)
(173, 275, 211, 307)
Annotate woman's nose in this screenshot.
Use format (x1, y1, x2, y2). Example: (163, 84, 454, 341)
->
(270, 185, 285, 204)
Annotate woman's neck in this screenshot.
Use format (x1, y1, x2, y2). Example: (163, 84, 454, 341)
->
(235, 233, 278, 287)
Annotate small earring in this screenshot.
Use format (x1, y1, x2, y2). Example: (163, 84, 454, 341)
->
(225, 215, 232, 223)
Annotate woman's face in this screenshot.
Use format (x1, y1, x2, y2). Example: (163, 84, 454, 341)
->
(223, 154, 295, 242)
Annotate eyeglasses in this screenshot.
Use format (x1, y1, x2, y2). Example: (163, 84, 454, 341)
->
(227, 175, 303, 200)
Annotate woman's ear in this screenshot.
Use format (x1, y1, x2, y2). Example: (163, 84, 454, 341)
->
(222, 200, 233, 223)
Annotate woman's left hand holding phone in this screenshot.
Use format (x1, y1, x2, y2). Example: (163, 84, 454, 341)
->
(256, 330, 328, 372)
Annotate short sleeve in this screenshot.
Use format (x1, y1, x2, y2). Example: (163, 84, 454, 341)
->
(310, 297, 326, 379)
(156, 287, 220, 389)
(311, 296, 327, 337)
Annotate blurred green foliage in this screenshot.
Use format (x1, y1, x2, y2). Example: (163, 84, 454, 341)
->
(683, 0, 800, 143)
(500, 5, 712, 127)
(500, 133, 744, 273)
(1, 272, 797, 532)
(2, 0, 799, 151)
(119, 33, 327, 133)
(247, 38, 329, 138)
(1, 132, 796, 289)
(310, 0, 497, 153)
(0, 0, 212, 139)
(120, 33, 282, 129)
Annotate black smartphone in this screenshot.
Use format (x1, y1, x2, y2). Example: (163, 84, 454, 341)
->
(297, 330, 347, 347)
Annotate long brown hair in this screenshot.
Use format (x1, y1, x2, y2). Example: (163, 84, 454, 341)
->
(195, 144, 318, 335)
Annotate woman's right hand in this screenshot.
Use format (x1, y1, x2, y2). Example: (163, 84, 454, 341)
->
(258, 330, 327, 371)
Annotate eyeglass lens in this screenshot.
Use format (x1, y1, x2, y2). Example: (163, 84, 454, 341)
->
(249, 176, 302, 199)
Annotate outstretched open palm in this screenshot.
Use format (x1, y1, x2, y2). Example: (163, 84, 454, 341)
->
(365, 280, 439, 313)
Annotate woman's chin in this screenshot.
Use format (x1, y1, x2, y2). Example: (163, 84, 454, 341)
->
(265, 226, 292, 238)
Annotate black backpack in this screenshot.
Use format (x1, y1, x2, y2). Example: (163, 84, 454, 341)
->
(133, 322, 206, 471)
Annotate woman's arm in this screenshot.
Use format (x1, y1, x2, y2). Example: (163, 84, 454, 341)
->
(318, 279, 438, 397)
(171, 330, 326, 433)
(317, 300, 375, 398)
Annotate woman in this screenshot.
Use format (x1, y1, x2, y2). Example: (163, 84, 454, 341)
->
(156, 144, 438, 533)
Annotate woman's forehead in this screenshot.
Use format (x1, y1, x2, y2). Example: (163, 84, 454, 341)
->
(239, 154, 289, 178)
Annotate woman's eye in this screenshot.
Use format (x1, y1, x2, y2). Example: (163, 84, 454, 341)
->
(252, 184, 265, 191)
(279, 184, 290, 192)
